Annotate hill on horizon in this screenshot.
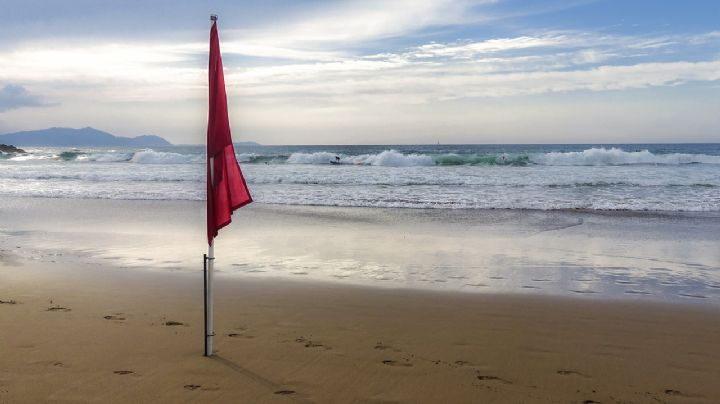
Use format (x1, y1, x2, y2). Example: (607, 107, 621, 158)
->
(0, 127, 172, 147)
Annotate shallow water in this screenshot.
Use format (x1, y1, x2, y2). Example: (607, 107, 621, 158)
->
(1, 197, 718, 305)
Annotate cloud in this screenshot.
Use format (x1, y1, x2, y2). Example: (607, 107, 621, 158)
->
(2, 29, 719, 107)
(220, 30, 720, 103)
(0, 84, 50, 112)
(227, 58, 720, 105)
(249, 0, 493, 44)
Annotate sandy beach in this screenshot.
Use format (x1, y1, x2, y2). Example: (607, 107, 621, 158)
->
(2, 0, 719, 402)
(2, 197, 720, 403)
(2, 259, 720, 403)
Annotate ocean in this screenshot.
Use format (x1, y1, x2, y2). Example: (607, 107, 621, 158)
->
(2, 143, 719, 212)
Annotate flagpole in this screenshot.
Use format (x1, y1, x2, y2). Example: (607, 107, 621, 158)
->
(204, 12, 219, 359)
(205, 241, 214, 356)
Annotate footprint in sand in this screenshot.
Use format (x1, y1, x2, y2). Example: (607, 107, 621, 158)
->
(678, 293, 707, 299)
(164, 321, 184, 326)
(184, 384, 201, 391)
(295, 337, 329, 349)
(382, 360, 413, 367)
(104, 314, 126, 321)
(625, 290, 652, 295)
(557, 370, 586, 377)
(476, 375, 511, 384)
(454, 360, 489, 369)
(664, 389, 682, 396)
(46, 306, 71, 312)
(113, 370, 134, 375)
(374, 342, 401, 352)
(274, 390, 296, 395)
(570, 290, 598, 295)
(228, 332, 254, 339)
(0, 299, 18, 304)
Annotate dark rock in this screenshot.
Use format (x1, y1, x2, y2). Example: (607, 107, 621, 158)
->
(0, 144, 25, 154)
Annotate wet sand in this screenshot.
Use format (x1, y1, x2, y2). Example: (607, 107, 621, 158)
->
(1, 259, 719, 403)
(1, 197, 719, 303)
(1, 197, 720, 402)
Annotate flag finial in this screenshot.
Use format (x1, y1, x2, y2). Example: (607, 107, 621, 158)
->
(210, 14, 218, 22)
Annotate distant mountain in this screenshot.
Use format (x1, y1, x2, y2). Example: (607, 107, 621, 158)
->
(0, 127, 172, 147)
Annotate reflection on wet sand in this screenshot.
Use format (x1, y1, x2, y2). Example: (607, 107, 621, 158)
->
(1, 197, 719, 305)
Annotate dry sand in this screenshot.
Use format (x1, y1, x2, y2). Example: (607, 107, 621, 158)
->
(1, 260, 719, 404)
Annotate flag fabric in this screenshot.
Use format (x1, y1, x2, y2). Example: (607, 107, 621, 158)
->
(207, 21, 252, 244)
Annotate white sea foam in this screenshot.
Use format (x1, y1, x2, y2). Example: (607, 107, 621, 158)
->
(8, 154, 53, 161)
(11, 147, 719, 167)
(353, 150, 434, 167)
(275, 148, 720, 167)
(531, 147, 720, 166)
(286, 151, 341, 165)
(83, 152, 132, 162)
(129, 150, 201, 164)
(287, 150, 434, 167)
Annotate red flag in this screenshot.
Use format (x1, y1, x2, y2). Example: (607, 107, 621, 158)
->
(207, 21, 252, 244)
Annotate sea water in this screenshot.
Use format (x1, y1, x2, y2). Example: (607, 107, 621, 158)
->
(1, 143, 719, 212)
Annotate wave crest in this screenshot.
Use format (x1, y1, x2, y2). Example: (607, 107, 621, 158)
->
(287, 150, 434, 167)
(531, 147, 720, 166)
(129, 150, 201, 164)
(6, 147, 720, 167)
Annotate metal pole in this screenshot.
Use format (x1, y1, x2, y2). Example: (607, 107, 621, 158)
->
(203, 253, 208, 356)
(205, 243, 215, 356)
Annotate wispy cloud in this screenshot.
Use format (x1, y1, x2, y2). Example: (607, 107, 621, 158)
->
(224, 30, 720, 103)
(235, 0, 497, 46)
(3, 29, 718, 106)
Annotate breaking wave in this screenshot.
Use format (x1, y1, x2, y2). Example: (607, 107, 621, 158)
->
(283, 148, 720, 167)
(42, 149, 202, 164)
(2, 144, 719, 212)
(530, 148, 720, 166)
(129, 150, 201, 164)
(5, 147, 720, 167)
(287, 150, 434, 167)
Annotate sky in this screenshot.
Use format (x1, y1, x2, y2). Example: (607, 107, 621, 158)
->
(0, 0, 718, 145)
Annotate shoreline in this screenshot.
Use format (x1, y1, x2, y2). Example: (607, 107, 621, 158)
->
(2, 259, 719, 403)
(1, 196, 719, 305)
(3, 194, 720, 217)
